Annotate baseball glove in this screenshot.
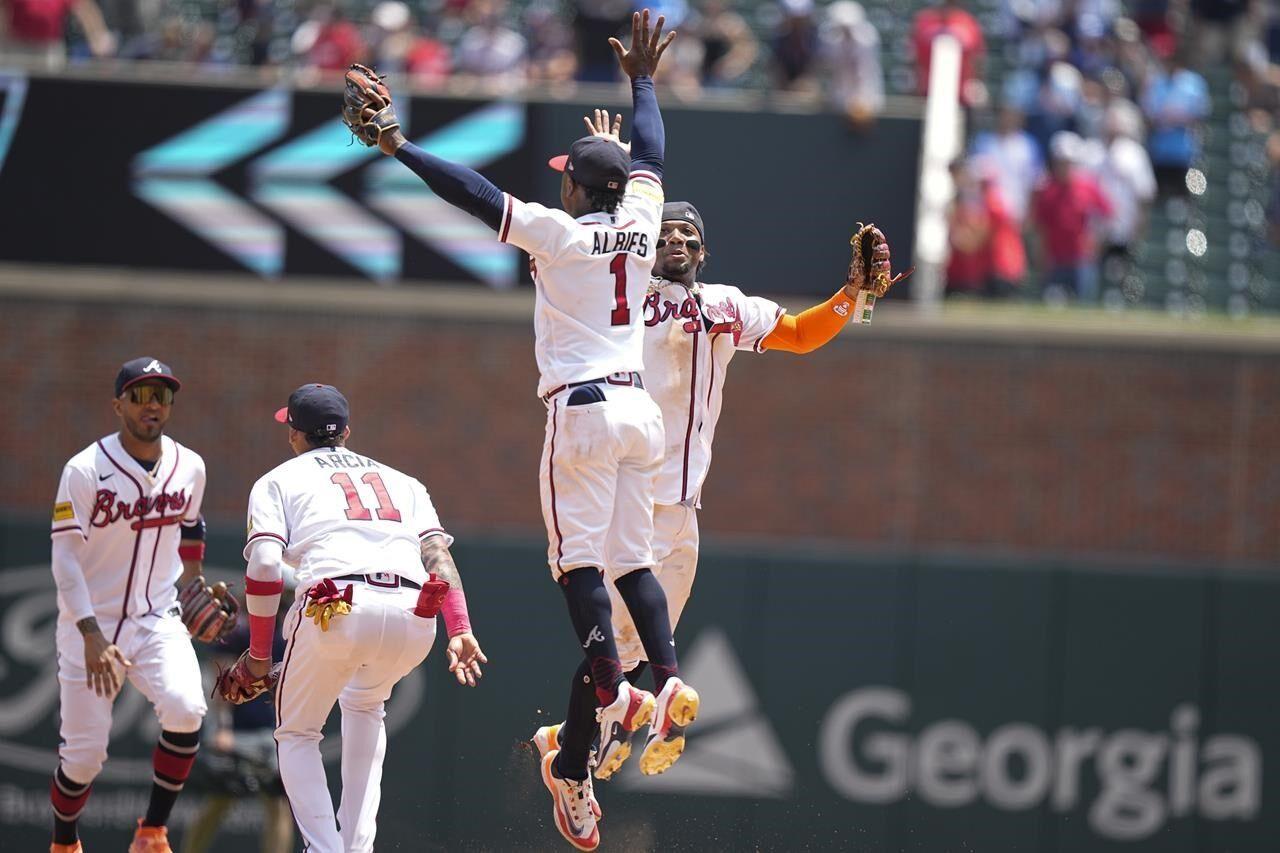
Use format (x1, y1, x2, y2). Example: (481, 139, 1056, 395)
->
(847, 222, 912, 297)
(178, 576, 240, 643)
(213, 650, 281, 705)
(342, 63, 400, 148)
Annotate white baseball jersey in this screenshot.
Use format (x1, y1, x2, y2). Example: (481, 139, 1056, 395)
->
(498, 171, 665, 398)
(642, 279, 785, 506)
(244, 447, 450, 589)
(51, 433, 207, 634)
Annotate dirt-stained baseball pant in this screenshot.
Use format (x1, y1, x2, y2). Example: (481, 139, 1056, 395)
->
(55, 614, 206, 785)
(539, 383, 665, 582)
(610, 502, 699, 672)
(273, 581, 436, 853)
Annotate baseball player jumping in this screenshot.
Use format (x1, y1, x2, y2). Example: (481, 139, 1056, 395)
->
(534, 112, 908, 778)
(217, 384, 485, 853)
(341, 11, 692, 851)
(49, 357, 235, 853)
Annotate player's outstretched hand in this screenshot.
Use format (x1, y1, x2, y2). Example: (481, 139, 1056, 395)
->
(83, 631, 131, 698)
(446, 633, 488, 687)
(609, 9, 675, 79)
(583, 109, 630, 153)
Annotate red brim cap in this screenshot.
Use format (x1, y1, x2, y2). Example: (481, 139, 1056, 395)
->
(274, 407, 289, 424)
(548, 154, 568, 172)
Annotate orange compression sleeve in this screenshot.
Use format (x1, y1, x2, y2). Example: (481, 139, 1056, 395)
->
(760, 288, 856, 354)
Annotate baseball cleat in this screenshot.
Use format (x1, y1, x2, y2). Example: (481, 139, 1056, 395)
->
(540, 750, 600, 851)
(128, 820, 172, 853)
(639, 677, 700, 776)
(594, 681, 655, 780)
(50, 843, 83, 853)
(532, 724, 602, 818)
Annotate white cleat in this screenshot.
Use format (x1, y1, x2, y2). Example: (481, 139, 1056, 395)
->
(533, 724, 602, 818)
(540, 749, 600, 851)
(594, 681, 655, 780)
(639, 676, 700, 776)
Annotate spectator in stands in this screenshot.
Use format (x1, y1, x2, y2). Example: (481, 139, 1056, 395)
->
(453, 0, 527, 84)
(912, 0, 987, 107)
(1094, 99, 1157, 294)
(0, 0, 115, 67)
(303, 5, 365, 72)
(571, 0, 631, 82)
(971, 105, 1042, 223)
(818, 0, 884, 127)
(1266, 129, 1280, 246)
(1032, 131, 1113, 302)
(1188, 0, 1262, 69)
(699, 0, 758, 88)
(1028, 60, 1084, 156)
(947, 157, 1027, 297)
(1141, 47, 1210, 194)
(771, 0, 820, 93)
(525, 0, 577, 83)
(366, 1, 451, 86)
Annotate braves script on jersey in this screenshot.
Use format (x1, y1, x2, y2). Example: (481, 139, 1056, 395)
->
(51, 433, 207, 633)
(244, 448, 451, 588)
(498, 170, 664, 397)
(642, 279, 784, 505)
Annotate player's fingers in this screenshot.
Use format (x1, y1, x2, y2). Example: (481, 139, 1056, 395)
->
(656, 30, 676, 61)
(650, 14, 666, 52)
(446, 648, 459, 670)
(631, 11, 641, 48)
(608, 37, 626, 61)
(475, 648, 489, 664)
(583, 115, 597, 135)
(612, 113, 622, 135)
(111, 647, 133, 668)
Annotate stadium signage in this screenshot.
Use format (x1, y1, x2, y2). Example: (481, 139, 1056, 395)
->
(819, 686, 1261, 841)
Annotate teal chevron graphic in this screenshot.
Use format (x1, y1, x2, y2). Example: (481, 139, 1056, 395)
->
(0, 72, 28, 178)
(249, 105, 408, 281)
(132, 88, 289, 276)
(366, 102, 524, 287)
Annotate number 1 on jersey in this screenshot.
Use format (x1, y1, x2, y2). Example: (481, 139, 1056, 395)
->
(331, 472, 402, 522)
(610, 253, 629, 326)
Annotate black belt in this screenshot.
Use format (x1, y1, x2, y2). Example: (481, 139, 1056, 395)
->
(333, 573, 421, 590)
(543, 371, 644, 403)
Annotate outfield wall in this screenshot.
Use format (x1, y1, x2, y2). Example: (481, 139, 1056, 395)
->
(0, 519, 1274, 851)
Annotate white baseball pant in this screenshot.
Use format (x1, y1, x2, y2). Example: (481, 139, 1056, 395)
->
(55, 613, 206, 785)
(610, 502, 699, 672)
(539, 383, 664, 581)
(273, 581, 436, 853)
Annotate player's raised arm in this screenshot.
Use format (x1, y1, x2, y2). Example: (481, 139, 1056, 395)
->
(341, 64, 505, 231)
(610, 9, 675, 181)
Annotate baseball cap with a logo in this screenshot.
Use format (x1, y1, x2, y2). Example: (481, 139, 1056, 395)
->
(115, 357, 182, 397)
(274, 384, 350, 437)
(662, 201, 705, 243)
(548, 136, 630, 193)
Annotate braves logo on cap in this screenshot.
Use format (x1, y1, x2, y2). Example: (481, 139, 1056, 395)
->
(143, 359, 162, 373)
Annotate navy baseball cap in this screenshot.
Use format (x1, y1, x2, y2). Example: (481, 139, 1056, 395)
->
(115, 357, 181, 397)
(548, 136, 629, 192)
(662, 201, 705, 243)
(274, 384, 349, 436)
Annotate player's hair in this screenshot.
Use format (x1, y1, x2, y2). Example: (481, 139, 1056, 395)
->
(303, 432, 346, 450)
(698, 245, 710, 272)
(585, 187, 625, 215)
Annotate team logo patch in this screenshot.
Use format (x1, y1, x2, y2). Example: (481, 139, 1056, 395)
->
(834, 301, 850, 317)
(52, 502, 74, 522)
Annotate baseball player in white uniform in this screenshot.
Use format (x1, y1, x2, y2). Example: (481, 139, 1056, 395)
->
(535, 191, 897, 776)
(371, 11, 693, 850)
(231, 384, 485, 853)
(49, 357, 216, 853)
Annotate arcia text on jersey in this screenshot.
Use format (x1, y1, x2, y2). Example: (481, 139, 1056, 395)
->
(312, 453, 380, 469)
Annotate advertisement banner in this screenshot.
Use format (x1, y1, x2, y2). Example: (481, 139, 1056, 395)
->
(0, 72, 920, 295)
(1, 520, 1270, 851)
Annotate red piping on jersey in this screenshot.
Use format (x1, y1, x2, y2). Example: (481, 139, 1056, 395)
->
(273, 605, 305, 845)
(51, 524, 84, 536)
(499, 193, 513, 243)
(607, 219, 636, 230)
(418, 527, 446, 540)
(548, 399, 565, 574)
(247, 531, 288, 547)
(143, 445, 181, 615)
(629, 170, 661, 186)
(754, 306, 786, 353)
(680, 327, 700, 502)
(98, 440, 146, 644)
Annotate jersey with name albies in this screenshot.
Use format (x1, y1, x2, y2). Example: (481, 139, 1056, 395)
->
(498, 171, 664, 398)
(50, 433, 207, 629)
(244, 448, 451, 589)
(642, 279, 785, 507)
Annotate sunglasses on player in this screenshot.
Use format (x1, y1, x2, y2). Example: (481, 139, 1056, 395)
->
(125, 385, 175, 406)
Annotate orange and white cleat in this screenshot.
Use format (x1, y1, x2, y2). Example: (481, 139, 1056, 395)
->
(532, 724, 601, 819)
(593, 681, 655, 780)
(639, 676, 700, 776)
(540, 749, 600, 851)
(50, 842, 83, 853)
(128, 820, 172, 853)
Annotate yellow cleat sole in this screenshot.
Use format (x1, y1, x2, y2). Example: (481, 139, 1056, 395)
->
(594, 741, 632, 780)
(640, 734, 686, 775)
(669, 686, 700, 727)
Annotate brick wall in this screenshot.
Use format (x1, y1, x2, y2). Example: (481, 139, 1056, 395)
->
(4, 294, 1277, 567)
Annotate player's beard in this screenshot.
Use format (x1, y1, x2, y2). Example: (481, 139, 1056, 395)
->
(658, 256, 692, 279)
(124, 411, 165, 443)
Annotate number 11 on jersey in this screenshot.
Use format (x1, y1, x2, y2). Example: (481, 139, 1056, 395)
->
(331, 472, 402, 522)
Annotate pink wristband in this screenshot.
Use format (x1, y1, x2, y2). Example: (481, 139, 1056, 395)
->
(441, 587, 471, 637)
(248, 614, 276, 660)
